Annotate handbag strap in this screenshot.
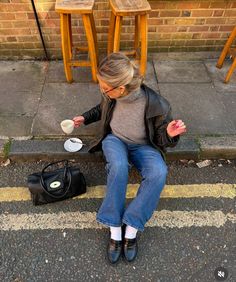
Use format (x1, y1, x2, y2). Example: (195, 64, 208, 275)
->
(40, 160, 72, 199)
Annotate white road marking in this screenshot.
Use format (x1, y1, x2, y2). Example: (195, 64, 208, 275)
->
(1, 210, 235, 231)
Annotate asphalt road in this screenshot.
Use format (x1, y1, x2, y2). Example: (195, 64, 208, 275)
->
(0, 160, 235, 282)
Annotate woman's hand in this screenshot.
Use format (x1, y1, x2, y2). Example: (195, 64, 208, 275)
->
(167, 119, 186, 138)
(72, 116, 85, 128)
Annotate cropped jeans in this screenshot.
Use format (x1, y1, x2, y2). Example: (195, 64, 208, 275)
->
(96, 134, 168, 231)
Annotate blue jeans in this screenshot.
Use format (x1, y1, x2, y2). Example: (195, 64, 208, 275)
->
(96, 134, 168, 231)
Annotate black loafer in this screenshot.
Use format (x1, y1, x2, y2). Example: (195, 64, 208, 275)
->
(123, 238, 138, 262)
(107, 239, 122, 264)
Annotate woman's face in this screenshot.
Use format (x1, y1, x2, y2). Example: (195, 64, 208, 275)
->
(98, 78, 126, 99)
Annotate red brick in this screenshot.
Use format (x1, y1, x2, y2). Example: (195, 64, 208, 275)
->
(163, 19, 175, 25)
(148, 19, 163, 25)
(189, 26, 209, 32)
(160, 34, 172, 39)
(206, 18, 226, 25)
(185, 39, 206, 46)
(192, 33, 202, 39)
(0, 21, 13, 28)
(201, 33, 221, 39)
(191, 10, 213, 17)
(149, 2, 166, 9)
(14, 13, 28, 20)
(0, 13, 15, 20)
(157, 26, 178, 33)
(195, 18, 206, 25)
(178, 26, 188, 32)
(149, 11, 159, 18)
(199, 3, 210, 9)
(148, 27, 156, 33)
(224, 10, 236, 17)
(209, 26, 219, 32)
(160, 10, 181, 17)
(219, 25, 235, 32)
(177, 2, 199, 9)
(6, 36, 17, 42)
(213, 10, 224, 17)
(175, 18, 195, 25)
(210, 2, 231, 9)
(166, 2, 178, 9)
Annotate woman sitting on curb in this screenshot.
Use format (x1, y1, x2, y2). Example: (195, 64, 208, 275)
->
(73, 52, 186, 264)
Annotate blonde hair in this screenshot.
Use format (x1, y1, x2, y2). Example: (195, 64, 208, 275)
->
(97, 52, 143, 93)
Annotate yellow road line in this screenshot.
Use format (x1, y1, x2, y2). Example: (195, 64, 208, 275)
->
(0, 184, 235, 202)
(1, 210, 235, 230)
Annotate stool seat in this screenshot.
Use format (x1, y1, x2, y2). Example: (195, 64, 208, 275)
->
(55, 0, 94, 14)
(110, 0, 151, 15)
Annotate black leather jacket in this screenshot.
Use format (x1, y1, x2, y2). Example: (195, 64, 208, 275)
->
(82, 84, 179, 158)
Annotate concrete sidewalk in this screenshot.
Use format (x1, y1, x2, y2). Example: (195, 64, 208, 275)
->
(0, 52, 236, 162)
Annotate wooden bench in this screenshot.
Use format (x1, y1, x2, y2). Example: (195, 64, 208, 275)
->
(216, 26, 236, 83)
(107, 0, 151, 77)
(55, 0, 98, 83)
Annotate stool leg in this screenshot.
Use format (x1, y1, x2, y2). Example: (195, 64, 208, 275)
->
(89, 13, 98, 64)
(60, 13, 73, 83)
(134, 15, 140, 59)
(107, 12, 116, 55)
(140, 14, 148, 77)
(67, 14, 73, 60)
(216, 26, 236, 69)
(113, 16, 122, 52)
(83, 14, 98, 82)
(225, 58, 236, 83)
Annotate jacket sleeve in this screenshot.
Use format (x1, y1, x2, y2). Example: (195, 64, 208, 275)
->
(81, 103, 102, 125)
(153, 106, 179, 149)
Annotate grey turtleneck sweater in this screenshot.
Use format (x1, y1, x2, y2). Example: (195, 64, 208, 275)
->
(110, 87, 148, 144)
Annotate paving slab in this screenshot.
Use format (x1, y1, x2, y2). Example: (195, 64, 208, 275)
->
(154, 61, 212, 83)
(143, 61, 159, 91)
(158, 83, 236, 135)
(32, 82, 101, 137)
(216, 92, 236, 127)
(204, 60, 236, 93)
(0, 61, 45, 116)
(0, 116, 33, 139)
(46, 60, 93, 83)
(199, 136, 236, 159)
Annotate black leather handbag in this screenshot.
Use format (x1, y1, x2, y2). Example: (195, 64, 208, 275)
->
(27, 160, 86, 205)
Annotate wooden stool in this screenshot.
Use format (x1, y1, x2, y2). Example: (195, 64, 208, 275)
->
(107, 0, 151, 76)
(55, 0, 98, 83)
(216, 26, 236, 83)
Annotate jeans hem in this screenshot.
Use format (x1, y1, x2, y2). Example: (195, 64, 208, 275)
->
(96, 217, 122, 228)
(122, 219, 144, 232)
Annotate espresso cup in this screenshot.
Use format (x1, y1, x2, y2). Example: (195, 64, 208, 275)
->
(60, 119, 74, 134)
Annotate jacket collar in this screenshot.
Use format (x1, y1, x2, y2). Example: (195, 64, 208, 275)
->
(141, 84, 166, 118)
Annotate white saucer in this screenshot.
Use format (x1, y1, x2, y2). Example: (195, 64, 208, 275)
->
(64, 138, 83, 152)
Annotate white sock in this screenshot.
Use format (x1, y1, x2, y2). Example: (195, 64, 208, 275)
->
(110, 226, 122, 241)
(125, 225, 138, 239)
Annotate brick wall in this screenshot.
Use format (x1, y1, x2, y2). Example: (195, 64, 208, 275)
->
(0, 0, 236, 59)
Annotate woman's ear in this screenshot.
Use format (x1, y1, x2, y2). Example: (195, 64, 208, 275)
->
(119, 85, 126, 94)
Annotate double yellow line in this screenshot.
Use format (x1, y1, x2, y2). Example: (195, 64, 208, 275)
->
(0, 184, 235, 202)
